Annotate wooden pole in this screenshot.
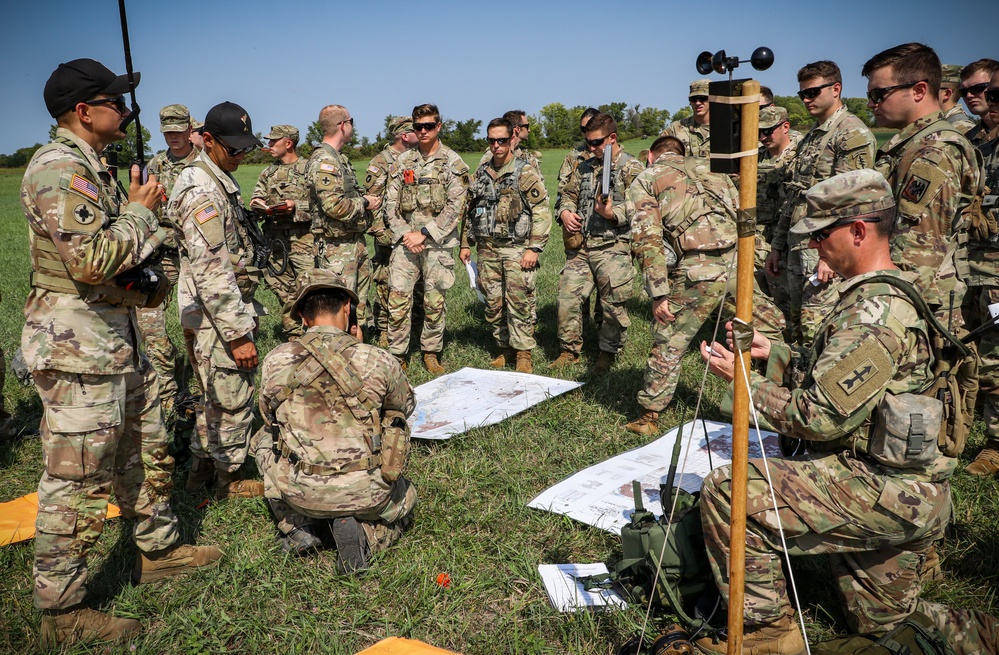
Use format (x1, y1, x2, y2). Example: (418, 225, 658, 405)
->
(727, 78, 760, 655)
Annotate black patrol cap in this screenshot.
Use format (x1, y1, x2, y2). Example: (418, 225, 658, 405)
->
(203, 101, 263, 150)
(44, 58, 139, 118)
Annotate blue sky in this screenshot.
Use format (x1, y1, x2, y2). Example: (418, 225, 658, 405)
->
(0, 0, 992, 156)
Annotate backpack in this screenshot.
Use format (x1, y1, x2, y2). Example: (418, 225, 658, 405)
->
(811, 612, 955, 655)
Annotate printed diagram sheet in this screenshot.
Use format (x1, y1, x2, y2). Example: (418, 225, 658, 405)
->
(410, 367, 582, 440)
(537, 563, 627, 612)
(529, 420, 781, 533)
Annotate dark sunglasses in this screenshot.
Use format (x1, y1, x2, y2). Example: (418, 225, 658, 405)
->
(338, 117, 354, 126)
(518, 123, 530, 129)
(812, 216, 882, 243)
(867, 81, 923, 105)
(487, 137, 510, 145)
(216, 138, 256, 157)
(689, 95, 709, 103)
(760, 102, 774, 109)
(85, 96, 127, 114)
(960, 82, 990, 97)
(987, 88, 999, 104)
(797, 82, 836, 101)
(585, 134, 610, 148)
(413, 121, 438, 132)
(759, 124, 783, 137)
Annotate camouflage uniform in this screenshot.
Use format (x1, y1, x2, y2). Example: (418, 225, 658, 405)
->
(916, 600, 999, 655)
(252, 155, 312, 338)
(462, 156, 551, 352)
(307, 144, 372, 328)
(478, 145, 542, 170)
(21, 127, 180, 609)
(756, 108, 799, 311)
(661, 116, 711, 159)
(383, 144, 470, 356)
(628, 153, 785, 413)
(0, 292, 11, 437)
(771, 104, 876, 346)
(170, 151, 262, 473)
(254, 322, 416, 551)
(943, 105, 978, 134)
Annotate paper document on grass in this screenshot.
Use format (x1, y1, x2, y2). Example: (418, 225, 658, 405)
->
(464, 259, 485, 303)
(411, 367, 582, 440)
(528, 419, 780, 533)
(538, 563, 626, 612)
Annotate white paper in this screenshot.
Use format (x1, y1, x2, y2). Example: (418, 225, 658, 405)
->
(537, 563, 626, 612)
(464, 259, 485, 303)
(528, 420, 781, 533)
(410, 367, 583, 440)
(989, 302, 999, 320)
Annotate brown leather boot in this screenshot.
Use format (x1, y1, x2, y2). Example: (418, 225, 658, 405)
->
(490, 348, 516, 369)
(548, 351, 580, 369)
(966, 446, 999, 476)
(39, 607, 142, 650)
(625, 410, 660, 437)
(185, 455, 215, 492)
(694, 613, 806, 654)
(515, 351, 533, 374)
(214, 470, 264, 500)
(920, 543, 943, 583)
(132, 543, 223, 584)
(423, 352, 445, 375)
(594, 351, 615, 374)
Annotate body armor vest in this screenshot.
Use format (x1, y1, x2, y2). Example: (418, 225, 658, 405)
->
(469, 158, 531, 242)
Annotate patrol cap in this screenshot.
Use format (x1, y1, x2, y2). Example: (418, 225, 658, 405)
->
(389, 116, 414, 136)
(790, 169, 895, 235)
(291, 268, 359, 318)
(941, 64, 963, 87)
(44, 58, 139, 118)
(689, 79, 710, 97)
(191, 119, 204, 132)
(759, 106, 788, 130)
(203, 101, 262, 149)
(159, 104, 191, 132)
(264, 124, 299, 141)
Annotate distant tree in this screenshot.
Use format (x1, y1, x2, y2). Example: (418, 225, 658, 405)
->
(439, 117, 484, 153)
(305, 120, 324, 149)
(536, 103, 579, 148)
(598, 102, 628, 124)
(773, 96, 811, 129)
(671, 106, 693, 122)
(0, 143, 43, 168)
(623, 104, 670, 139)
(843, 97, 876, 127)
(241, 132, 272, 165)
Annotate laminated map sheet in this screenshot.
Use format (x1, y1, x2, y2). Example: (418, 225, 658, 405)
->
(528, 419, 781, 533)
(410, 367, 582, 440)
(537, 563, 627, 612)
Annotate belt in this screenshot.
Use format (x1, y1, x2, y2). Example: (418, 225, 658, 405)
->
(268, 224, 311, 238)
(274, 435, 381, 476)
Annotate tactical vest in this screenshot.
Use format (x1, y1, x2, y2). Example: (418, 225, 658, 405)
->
(399, 158, 449, 217)
(578, 151, 637, 241)
(468, 158, 532, 242)
(653, 157, 738, 256)
(29, 136, 148, 307)
(264, 158, 311, 227)
(315, 144, 367, 239)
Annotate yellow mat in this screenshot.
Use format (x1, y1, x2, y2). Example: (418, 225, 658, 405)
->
(0, 493, 121, 547)
(356, 637, 461, 655)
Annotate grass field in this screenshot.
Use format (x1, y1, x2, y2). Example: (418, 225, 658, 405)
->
(0, 139, 996, 655)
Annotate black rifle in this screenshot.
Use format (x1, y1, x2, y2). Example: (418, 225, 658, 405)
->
(236, 205, 288, 277)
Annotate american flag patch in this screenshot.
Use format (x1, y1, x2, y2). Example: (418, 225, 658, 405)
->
(70, 174, 99, 202)
(194, 204, 219, 224)
(319, 163, 336, 172)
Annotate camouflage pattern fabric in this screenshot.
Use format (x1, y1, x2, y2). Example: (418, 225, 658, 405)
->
(477, 146, 542, 171)
(383, 144, 469, 355)
(942, 105, 978, 135)
(700, 269, 953, 634)
(661, 116, 711, 159)
(756, 140, 798, 312)
(771, 105, 876, 347)
(254, 324, 415, 549)
(917, 600, 999, 655)
(555, 144, 592, 252)
(169, 152, 261, 473)
(365, 145, 404, 337)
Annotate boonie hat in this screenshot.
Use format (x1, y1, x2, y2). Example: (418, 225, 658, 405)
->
(264, 124, 299, 141)
(291, 269, 359, 318)
(203, 101, 262, 150)
(44, 58, 139, 118)
(389, 116, 414, 136)
(689, 79, 710, 97)
(159, 104, 191, 132)
(759, 106, 788, 130)
(791, 169, 895, 235)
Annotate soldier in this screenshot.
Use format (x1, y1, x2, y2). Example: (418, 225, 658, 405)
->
(250, 124, 312, 340)
(459, 118, 551, 373)
(364, 116, 418, 347)
(961, 58, 999, 144)
(624, 136, 785, 436)
(478, 109, 542, 170)
(551, 112, 644, 372)
(661, 79, 711, 159)
(756, 106, 798, 311)
(306, 105, 378, 334)
(383, 103, 470, 374)
(23, 59, 220, 648)
(760, 86, 803, 146)
(766, 59, 876, 348)
(0, 293, 14, 439)
(696, 170, 954, 653)
(169, 101, 266, 499)
(941, 64, 977, 133)
(139, 104, 198, 419)
(189, 119, 205, 150)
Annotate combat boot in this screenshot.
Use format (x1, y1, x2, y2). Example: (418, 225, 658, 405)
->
(132, 543, 223, 584)
(920, 544, 943, 583)
(423, 352, 445, 375)
(377, 333, 389, 349)
(185, 455, 215, 492)
(490, 348, 516, 369)
(625, 410, 660, 437)
(39, 607, 142, 650)
(966, 446, 999, 476)
(213, 470, 264, 500)
(694, 614, 806, 655)
(395, 354, 408, 371)
(278, 525, 323, 556)
(515, 351, 533, 374)
(594, 351, 615, 374)
(0, 415, 17, 440)
(331, 517, 370, 574)
(549, 351, 580, 369)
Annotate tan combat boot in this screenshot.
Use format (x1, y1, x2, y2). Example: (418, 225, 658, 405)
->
(594, 351, 615, 374)
(549, 351, 580, 369)
(694, 614, 806, 655)
(920, 544, 943, 583)
(423, 352, 445, 375)
(395, 354, 408, 371)
(966, 446, 999, 476)
(489, 348, 516, 369)
(39, 607, 142, 650)
(625, 410, 660, 437)
(515, 351, 533, 374)
(214, 470, 264, 500)
(133, 543, 223, 584)
(185, 455, 215, 492)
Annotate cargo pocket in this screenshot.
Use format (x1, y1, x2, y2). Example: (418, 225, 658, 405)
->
(44, 400, 121, 481)
(378, 478, 417, 524)
(36, 508, 79, 537)
(207, 368, 253, 413)
(432, 251, 456, 293)
(686, 262, 726, 283)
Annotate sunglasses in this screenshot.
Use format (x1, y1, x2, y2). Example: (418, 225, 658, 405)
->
(812, 216, 882, 243)
(987, 88, 999, 105)
(960, 82, 990, 97)
(338, 117, 354, 126)
(585, 134, 611, 148)
(760, 102, 774, 109)
(689, 95, 708, 103)
(518, 123, 530, 129)
(216, 137, 256, 157)
(85, 96, 127, 114)
(487, 137, 510, 145)
(759, 124, 783, 137)
(413, 121, 438, 132)
(867, 80, 923, 105)
(797, 82, 836, 101)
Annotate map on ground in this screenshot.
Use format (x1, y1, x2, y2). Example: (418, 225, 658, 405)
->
(410, 367, 583, 440)
(528, 419, 781, 533)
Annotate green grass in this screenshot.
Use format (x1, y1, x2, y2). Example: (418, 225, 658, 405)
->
(0, 140, 996, 654)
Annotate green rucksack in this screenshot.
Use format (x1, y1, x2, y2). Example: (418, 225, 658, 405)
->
(811, 611, 954, 655)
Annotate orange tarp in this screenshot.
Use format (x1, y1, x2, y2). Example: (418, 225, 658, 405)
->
(355, 637, 462, 655)
(0, 492, 121, 546)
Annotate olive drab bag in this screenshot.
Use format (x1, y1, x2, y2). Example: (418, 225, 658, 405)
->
(811, 611, 955, 655)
